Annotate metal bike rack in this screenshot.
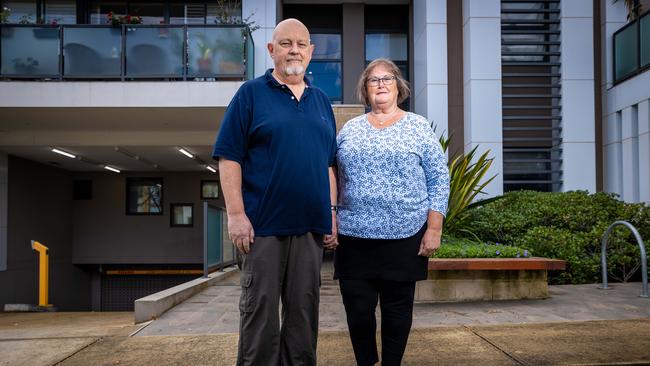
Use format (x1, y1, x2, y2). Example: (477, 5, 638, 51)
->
(599, 220, 648, 298)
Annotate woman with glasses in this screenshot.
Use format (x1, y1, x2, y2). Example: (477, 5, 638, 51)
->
(332, 58, 450, 366)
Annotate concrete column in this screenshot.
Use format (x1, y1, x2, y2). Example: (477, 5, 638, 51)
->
(600, 1, 627, 199)
(601, 1, 627, 89)
(462, 0, 503, 197)
(413, 0, 449, 135)
(603, 111, 623, 196)
(560, 0, 596, 192)
(621, 106, 639, 202)
(638, 100, 650, 203)
(243, 0, 277, 77)
(0, 153, 6, 271)
(342, 3, 365, 105)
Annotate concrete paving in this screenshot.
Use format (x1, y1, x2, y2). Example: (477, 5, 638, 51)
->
(2, 262, 650, 365)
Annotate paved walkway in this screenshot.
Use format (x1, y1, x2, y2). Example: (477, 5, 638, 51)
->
(2, 261, 650, 365)
(138, 261, 650, 336)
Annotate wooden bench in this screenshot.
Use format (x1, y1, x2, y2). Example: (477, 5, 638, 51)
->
(415, 257, 566, 302)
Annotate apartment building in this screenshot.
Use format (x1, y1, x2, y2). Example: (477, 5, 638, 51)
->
(0, 0, 648, 311)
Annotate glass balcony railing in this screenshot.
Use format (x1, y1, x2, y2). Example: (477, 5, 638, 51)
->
(613, 10, 650, 83)
(0, 24, 253, 80)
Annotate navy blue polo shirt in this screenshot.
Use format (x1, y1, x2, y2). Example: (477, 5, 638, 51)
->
(212, 69, 337, 236)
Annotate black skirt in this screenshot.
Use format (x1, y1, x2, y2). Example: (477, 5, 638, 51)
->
(333, 224, 429, 282)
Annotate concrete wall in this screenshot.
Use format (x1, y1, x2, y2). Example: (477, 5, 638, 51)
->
(0, 82, 243, 108)
(413, 0, 449, 136)
(602, 1, 650, 203)
(0, 156, 90, 311)
(243, 0, 276, 77)
(560, 0, 597, 192)
(462, 0, 503, 197)
(72, 171, 224, 264)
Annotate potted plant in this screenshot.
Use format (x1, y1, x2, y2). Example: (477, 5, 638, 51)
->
(33, 17, 60, 39)
(12, 57, 39, 74)
(0, 6, 10, 24)
(106, 11, 142, 26)
(195, 34, 214, 74)
(0, 6, 13, 37)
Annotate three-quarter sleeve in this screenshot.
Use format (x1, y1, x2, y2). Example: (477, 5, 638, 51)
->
(421, 127, 450, 216)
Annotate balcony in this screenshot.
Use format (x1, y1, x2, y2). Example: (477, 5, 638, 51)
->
(613, 10, 650, 84)
(0, 24, 254, 81)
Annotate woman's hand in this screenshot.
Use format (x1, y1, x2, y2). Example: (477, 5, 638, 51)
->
(323, 211, 339, 250)
(418, 228, 441, 257)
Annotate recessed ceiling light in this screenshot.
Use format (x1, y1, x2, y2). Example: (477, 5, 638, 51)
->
(51, 148, 76, 159)
(178, 148, 194, 159)
(206, 165, 217, 173)
(104, 166, 121, 173)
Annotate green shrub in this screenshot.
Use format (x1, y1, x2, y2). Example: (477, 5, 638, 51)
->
(458, 190, 649, 285)
(434, 236, 531, 259)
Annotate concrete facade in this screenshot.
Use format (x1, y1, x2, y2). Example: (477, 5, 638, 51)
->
(601, 1, 650, 202)
(1, 0, 649, 311)
(560, 0, 597, 192)
(462, 0, 504, 197)
(416, 269, 549, 302)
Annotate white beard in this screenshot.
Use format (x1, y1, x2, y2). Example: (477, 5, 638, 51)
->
(284, 65, 305, 76)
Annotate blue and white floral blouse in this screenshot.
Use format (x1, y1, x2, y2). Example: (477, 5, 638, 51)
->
(336, 112, 450, 239)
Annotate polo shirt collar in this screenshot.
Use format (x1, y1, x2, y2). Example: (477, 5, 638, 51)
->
(265, 68, 313, 89)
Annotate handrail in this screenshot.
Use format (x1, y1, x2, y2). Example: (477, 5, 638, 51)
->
(203, 202, 236, 278)
(31, 240, 53, 308)
(0, 24, 253, 81)
(600, 220, 648, 298)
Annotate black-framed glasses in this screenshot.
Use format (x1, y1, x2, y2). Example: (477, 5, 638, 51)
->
(367, 75, 396, 87)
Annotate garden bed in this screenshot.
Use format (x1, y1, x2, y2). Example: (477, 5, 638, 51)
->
(415, 257, 566, 302)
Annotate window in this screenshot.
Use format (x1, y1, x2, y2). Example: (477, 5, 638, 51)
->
(170, 2, 206, 24)
(170, 203, 193, 227)
(2, 0, 37, 23)
(201, 180, 219, 199)
(89, 1, 126, 24)
(44, 0, 76, 24)
(128, 2, 163, 24)
(308, 34, 342, 103)
(284, 4, 343, 103)
(126, 178, 163, 215)
(365, 5, 410, 108)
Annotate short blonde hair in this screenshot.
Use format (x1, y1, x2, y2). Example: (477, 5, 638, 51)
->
(356, 58, 411, 107)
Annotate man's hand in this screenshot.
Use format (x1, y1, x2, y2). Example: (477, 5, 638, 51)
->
(228, 212, 255, 254)
(418, 229, 441, 257)
(323, 211, 338, 250)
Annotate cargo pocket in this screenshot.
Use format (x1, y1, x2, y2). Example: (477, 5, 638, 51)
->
(239, 271, 254, 313)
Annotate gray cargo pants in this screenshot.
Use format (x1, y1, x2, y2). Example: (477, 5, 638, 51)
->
(237, 232, 323, 366)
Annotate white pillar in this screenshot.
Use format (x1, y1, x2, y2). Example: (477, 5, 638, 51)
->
(413, 0, 448, 136)
(243, 0, 277, 77)
(462, 0, 503, 197)
(560, 0, 596, 192)
(601, 1, 627, 89)
(621, 106, 640, 202)
(0, 153, 7, 272)
(603, 111, 623, 196)
(638, 100, 650, 203)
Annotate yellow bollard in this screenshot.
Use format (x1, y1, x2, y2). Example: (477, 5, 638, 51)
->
(31, 241, 52, 308)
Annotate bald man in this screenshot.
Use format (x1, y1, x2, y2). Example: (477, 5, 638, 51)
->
(212, 19, 338, 365)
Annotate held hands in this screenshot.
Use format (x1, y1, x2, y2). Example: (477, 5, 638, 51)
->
(418, 228, 441, 257)
(323, 211, 339, 250)
(228, 212, 255, 254)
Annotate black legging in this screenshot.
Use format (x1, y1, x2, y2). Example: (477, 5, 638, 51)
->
(339, 278, 416, 366)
